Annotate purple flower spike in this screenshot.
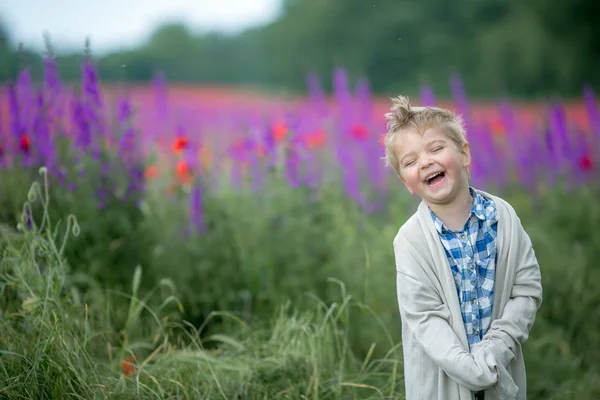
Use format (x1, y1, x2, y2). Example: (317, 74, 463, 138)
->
(82, 58, 102, 109)
(32, 91, 56, 170)
(43, 55, 64, 123)
(8, 83, 22, 140)
(355, 78, 373, 124)
(449, 74, 471, 129)
(190, 184, 206, 234)
(419, 83, 437, 106)
(153, 71, 168, 120)
(306, 71, 326, 116)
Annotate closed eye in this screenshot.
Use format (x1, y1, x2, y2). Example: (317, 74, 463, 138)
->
(403, 160, 415, 167)
(431, 146, 443, 153)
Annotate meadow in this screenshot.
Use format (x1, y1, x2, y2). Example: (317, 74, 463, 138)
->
(1, 54, 600, 399)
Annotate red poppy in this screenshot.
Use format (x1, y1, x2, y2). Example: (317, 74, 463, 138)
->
(350, 123, 368, 141)
(19, 134, 30, 153)
(304, 130, 325, 149)
(579, 154, 594, 172)
(176, 160, 192, 183)
(172, 136, 189, 154)
(121, 355, 136, 376)
(491, 119, 504, 136)
(272, 122, 288, 142)
(145, 164, 159, 179)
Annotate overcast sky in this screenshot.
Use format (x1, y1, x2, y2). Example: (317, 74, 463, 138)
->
(0, 0, 282, 54)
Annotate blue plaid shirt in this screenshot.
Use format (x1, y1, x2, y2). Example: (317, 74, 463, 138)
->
(429, 187, 498, 349)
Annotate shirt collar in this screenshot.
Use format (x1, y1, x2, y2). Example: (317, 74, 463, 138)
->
(430, 187, 496, 233)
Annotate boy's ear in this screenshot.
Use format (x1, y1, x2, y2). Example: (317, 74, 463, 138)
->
(461, 142, 472, 168)
(399, 176, 415, 195)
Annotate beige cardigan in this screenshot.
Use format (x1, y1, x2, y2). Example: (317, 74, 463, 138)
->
(394, 189, 543, 400)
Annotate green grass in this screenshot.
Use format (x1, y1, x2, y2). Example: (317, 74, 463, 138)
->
(1, 163, 600, 399)
(0, 167, 404, 399)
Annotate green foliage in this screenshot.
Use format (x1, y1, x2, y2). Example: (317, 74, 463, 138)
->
(0, 172, 404, 399)
(2, 162, 600, 398)
(0, 137, 154, 293)
(516, 187, 600, 398)
(0, 168, 94, 399)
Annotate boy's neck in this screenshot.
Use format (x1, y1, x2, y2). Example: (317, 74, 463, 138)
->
(427, 187, 474, 231)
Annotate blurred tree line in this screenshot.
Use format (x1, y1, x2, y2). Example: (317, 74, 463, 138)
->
(1, 0, 599, 98)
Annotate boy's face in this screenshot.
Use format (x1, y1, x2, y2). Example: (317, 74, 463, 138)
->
(393, 126, 471, 206)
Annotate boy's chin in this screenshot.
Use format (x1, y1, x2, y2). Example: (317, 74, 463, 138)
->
(418, 182, 463, 204)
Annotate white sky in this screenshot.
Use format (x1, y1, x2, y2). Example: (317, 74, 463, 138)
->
(0, 0, 281, 54)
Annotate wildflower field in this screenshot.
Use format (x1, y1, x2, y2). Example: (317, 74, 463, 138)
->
(1, 53, 600, 399)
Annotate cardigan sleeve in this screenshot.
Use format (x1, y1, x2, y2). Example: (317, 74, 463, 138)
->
(395, 241, 499, 391)
(480, 220, 543, 366)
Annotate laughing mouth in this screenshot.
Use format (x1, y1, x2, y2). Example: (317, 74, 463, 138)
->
(424, 171, 446, 187)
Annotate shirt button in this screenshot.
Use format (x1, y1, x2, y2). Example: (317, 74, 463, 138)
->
(475, 329, 480, 336)
(469, 264, 475, 270)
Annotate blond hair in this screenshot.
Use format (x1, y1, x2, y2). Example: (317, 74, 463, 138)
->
(383, 95, 468, 177)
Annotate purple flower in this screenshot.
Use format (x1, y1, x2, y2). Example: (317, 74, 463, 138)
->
(82, 58, 102, 109)
(189, 184, 205, 234)
(333, 67, 353, 139)
(43, 55, 64, 124)
(8, 83, 22, 139)
(449, 74, 472, 130)
(32, 91, 56, 170)
(71, 96, 92, 150)
(420, 83, 437, 106)
(306, 71, 326, 117)
(153, 71, 168, 121)
(355, 78, 372, 124)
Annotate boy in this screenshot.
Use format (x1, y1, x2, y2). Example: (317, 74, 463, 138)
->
(384, 96, 543, 400)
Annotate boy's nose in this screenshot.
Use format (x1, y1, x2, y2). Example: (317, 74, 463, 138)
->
(420, 156, 433, 169)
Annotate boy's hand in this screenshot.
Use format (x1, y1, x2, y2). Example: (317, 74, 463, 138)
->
(471, 337, 514, 368)
(471, 343, 519, 399)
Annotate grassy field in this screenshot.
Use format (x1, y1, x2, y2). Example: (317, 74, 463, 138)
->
(1, 166, 600, 399)
(1, 59, 600, 399)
